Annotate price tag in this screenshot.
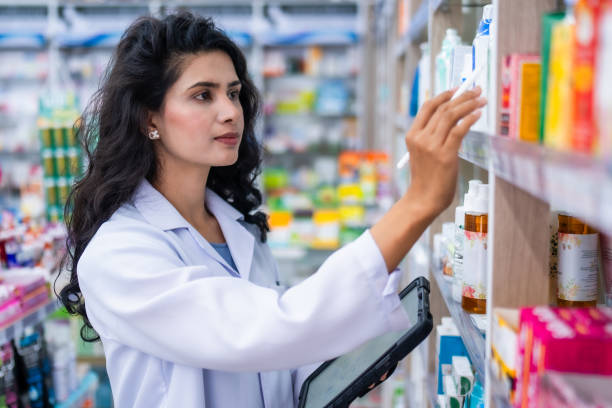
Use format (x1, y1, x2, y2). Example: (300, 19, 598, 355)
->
(13, 320, 23, 339)
(37, 308, 47, 321)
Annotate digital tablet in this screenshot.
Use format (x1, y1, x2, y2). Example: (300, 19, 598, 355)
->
(298, 276, 433, 408)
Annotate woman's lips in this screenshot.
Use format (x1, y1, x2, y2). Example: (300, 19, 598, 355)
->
(214, 132, 239, 146)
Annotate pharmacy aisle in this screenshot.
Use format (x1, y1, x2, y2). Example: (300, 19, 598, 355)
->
(377, 0, 612, 407)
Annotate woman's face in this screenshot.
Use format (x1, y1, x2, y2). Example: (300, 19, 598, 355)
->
(150, 50, 244, 170)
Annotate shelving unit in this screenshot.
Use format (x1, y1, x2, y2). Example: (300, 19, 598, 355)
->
(376, 0, 612, 407)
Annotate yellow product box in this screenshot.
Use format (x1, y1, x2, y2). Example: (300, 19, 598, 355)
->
(492, 308, 519, 379)
(543, 18, 575, 150)
(500, 54, 541, 143)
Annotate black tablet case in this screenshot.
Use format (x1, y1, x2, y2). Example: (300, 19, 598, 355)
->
(298, 276, 433, 408)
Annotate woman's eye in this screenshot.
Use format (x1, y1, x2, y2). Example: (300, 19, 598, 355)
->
(195, 91, 211, 101)
(229, 90, 240, 100)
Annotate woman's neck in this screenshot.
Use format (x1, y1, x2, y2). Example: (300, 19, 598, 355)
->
(152, 160, 211, 228)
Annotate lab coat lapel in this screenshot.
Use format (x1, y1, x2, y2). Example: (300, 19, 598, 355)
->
(205, 189, 254, 281)
(214, 213, 254, 281)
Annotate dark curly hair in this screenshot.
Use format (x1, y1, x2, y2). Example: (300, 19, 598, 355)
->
(57, 11, 268, 341)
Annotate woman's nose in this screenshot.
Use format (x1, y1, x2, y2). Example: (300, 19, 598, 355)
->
(218, 96, 240, 123)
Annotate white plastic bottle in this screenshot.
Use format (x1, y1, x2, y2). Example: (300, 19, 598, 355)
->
(418, 42, 431, 110)
(435, 29, 462, 95)
(462, 184, 489, 314)
(472, 5, 493, 132)
(452, 180, 481, 302)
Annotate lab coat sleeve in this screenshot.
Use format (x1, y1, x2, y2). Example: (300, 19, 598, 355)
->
(78, 220, 412, 372)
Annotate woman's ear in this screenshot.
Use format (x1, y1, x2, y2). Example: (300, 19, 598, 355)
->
(146, 111, 161, 140)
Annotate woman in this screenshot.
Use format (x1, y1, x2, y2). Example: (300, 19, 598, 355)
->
(59, 11, 485, 408)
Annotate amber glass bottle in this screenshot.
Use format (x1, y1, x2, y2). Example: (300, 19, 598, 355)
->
(557, 213, 599, 307)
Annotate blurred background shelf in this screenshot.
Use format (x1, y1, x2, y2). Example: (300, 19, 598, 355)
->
(0, 299, 60, 345)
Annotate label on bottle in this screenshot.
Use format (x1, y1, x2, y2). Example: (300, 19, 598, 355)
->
(558, 232, 599, 302)
(454, 225, 464, 279)
(462, 231, 487, 300)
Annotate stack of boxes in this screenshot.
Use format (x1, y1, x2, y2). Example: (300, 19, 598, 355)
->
(436, 318, 483, 408)
(39, 119, 82, 223)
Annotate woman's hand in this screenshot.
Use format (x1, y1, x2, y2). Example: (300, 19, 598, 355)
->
(404, 87, 486, 214)
(370, 87, 486, 272)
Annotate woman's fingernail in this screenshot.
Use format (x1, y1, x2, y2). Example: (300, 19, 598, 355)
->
(478, 97, 487, 104)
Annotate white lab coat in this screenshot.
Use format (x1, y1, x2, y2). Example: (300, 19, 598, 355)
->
(77, 179, 411, 408)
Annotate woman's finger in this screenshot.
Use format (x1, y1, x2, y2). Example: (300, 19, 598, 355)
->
(445, 110, 483, 152)
(434, 96, 487, 142)
(411, 88, 455, 131)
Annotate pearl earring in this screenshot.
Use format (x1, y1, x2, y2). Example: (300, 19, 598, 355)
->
(148, 129, 160, 140)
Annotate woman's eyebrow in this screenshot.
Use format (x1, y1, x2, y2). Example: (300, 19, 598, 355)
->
(187, 80, 241, 90)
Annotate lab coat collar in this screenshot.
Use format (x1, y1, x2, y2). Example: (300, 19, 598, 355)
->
(133, 179, 254, 280)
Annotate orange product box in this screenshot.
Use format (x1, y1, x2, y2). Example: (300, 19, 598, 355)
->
(500, 54, 541, 143)
(572, 0, 603, 153)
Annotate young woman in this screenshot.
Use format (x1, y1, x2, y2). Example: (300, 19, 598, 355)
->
(59, 11, 486, 408)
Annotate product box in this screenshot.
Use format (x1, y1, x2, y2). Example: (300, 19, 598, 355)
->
(515, 306, 612, 408)
(543, 15, 575, 150)
(452, 355, 474, 395)
(500, 54, 541, 143)
(436, 317, 470, 395)
(492, 308, 519, 404)
(540, 12, 566, 143)
(492, 308, 519, 378)
(572, 0, 602, 154)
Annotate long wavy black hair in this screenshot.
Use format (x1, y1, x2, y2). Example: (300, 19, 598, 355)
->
(58, 11, 268, 340)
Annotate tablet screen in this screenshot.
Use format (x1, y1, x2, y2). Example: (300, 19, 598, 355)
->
(302, 286, 420, 408)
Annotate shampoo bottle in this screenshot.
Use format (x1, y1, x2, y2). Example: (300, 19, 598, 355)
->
(462, 184, 489, 314)
(453, 179, 481, 303)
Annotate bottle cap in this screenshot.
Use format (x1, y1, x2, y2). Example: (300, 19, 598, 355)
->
(464, 179, 482, 211)
(482, 4, 493, 21)
(472, 184, 489, 214)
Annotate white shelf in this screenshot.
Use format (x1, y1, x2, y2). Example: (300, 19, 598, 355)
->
(431, 266, 486, 385)
(459, 131, 612, 235)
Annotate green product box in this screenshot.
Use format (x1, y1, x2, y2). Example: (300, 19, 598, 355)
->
(47, 205, 60, 223)
(67, 148, 81, 177)
(54, 149, 68, 177)
(540, 12, 566, 143)
(65, 127, 78, 148)
(39, 128, 53, 149)
(51, 127, 65, 149)
(44, 178, 58, 207)
(56, 177, 70, 205)
(42, 149, 55, 177)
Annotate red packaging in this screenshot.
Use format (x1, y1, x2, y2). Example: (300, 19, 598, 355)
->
(572, 0, 602, 153)
(515, 306, 612, 408)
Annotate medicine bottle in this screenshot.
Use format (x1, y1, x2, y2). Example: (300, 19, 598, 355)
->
(557, 213, 599, 307)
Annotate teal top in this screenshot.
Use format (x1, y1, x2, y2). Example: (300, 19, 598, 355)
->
(209, 242, 239, 275)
